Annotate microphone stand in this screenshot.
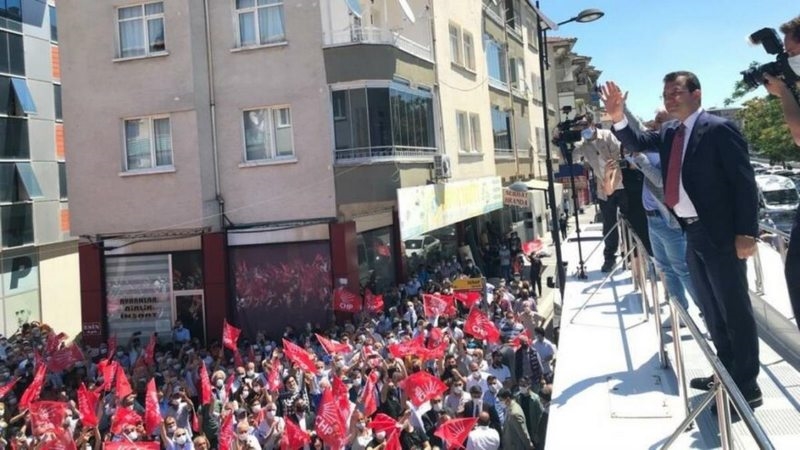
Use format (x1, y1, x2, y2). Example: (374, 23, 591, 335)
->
(562, 143, 587, 279)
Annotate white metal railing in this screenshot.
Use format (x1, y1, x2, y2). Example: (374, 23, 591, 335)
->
(324, 26, 433, 62)
(334, 145, 437, 162)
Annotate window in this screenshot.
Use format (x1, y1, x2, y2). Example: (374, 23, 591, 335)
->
(462, 31, 475, 71)
(0, 0, 22, 32)
(243, 106, 294, 161)
(58, 162, 67, 199)
(469, 113, 481, 152)
(236, 0, 285, 47)
(0, 30, 24, 75)
(1, 202, 32, 248)
(117, 2, 165, 58)
(448, 24, 462, 65)
(9, 78, 35, 115)
(491, 107, 511, 151)
(53, 84, 62, 120)
(124, 116, 172, 171)
(485, 36, 507, 84)
(49, 5, 57, 42)
(456, 111, 468, 151)
(0, 75, 37, 116)
(0, 117, 29, 159)
(0, 162, 43, 202)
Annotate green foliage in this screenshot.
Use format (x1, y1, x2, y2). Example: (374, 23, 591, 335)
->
(737, 96, 797, 162)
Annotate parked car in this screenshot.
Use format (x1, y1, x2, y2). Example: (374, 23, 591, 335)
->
(404, 235, 441, 258)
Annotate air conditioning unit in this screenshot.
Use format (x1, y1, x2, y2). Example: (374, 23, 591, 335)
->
(433, 154, 452, 179)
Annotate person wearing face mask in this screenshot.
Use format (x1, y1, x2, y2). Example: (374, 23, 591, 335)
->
(567, 111, 628, 272)
(514, 376, 545, 449)
(367, 429, 387, 450)
(256, 402, 284, 450)
(165, 391, 195, 438)
(497, 389, 533, 450)
(173, 321, 191, 345)
(162, 425, 194, 450)
(461, 385, 501, 435)
(443, 380, 470, 416)
(764, 15, 800, 332)
(464, 259, 482, 278)
(287, 398, 315, 433)
(465, 362, 489, 394)
(421, 397, 443, 446)
(348, 412, 373, 450)
(234, 421, 261, 450)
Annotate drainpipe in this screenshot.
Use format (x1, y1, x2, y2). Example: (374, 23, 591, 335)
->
(202, 0, 224, 230)
(428, 1, 446, 159)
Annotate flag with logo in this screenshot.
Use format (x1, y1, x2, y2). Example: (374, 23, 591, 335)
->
(423, 294, 457, 318)
(104, 443, 161, 450)
(77, 383, 100, 428)
(198, 363, 213, 405)
(0, 378, 17, 399)
(110, 406, 142, 434)
(282, 339, 317, 373)
(364, 289, 384, 314)
(315, 388, 347, 449)
(332, 287, 362, 313)
(464, 308, 501, 343)
(19, 363, 47, 409)
(29, 401, 67, 436)
(453, 291, 482, 309)
(222, 320, 241, 352)
(434, 417, 479, 450)
(218, 412, 235, 450)
(400, 371, 449, 407)
(46, 343, 84, 372)
(281, 417, 311, 450)
(360, 372, 378, 417)
(144, 378, 162, 435)
(115, 364, 133, 400)
(315, 333, 352, 355)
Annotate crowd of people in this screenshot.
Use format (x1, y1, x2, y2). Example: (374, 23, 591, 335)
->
(0, 261, 558, 450)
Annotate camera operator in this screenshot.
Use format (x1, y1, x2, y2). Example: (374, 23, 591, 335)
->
(570, 111, 628, 273)
(763, 15, 800, 331)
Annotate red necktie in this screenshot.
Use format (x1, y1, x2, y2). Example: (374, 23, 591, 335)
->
(664, 125, 686, 208)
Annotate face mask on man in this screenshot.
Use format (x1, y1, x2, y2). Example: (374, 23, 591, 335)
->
(789, 54, 800, 76)
(581, 127, 595, 140)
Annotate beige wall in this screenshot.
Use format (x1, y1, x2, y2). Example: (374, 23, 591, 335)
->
(432, 0, 496, 181)
(39, 241, 82, 339)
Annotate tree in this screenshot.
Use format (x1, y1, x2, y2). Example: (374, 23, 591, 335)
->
(725, 63, 798, 163)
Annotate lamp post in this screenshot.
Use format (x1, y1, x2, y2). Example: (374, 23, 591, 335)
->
(530, 1, 603, 299)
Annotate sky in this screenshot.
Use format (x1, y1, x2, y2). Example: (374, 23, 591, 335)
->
(538, 0, 794, 120)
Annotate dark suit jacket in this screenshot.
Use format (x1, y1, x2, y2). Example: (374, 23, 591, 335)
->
(612, 111, 758, 247)
(287, 412, 315, 431)
(460, 400, 501, 433)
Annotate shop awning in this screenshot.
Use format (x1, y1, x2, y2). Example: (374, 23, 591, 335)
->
(524, 179, 551, 191)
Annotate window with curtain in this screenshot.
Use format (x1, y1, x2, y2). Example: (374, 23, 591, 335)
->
(236, 0, 285, 47)
(117, 2, 165, 58)
(243, 106, 294, 162)
(485, 36, 507, 84)
(491, 107, 511, 151)
(124, 116, 173, 171)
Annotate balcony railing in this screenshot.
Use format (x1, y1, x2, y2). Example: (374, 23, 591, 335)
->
(324, 26, 433, 62)
(494, 148, 515, 159)
(334, 145, 438, 164)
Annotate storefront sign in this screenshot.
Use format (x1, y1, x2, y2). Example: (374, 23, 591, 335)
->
(2, 253, 39, 296)
(82, 322, 102, 337)
(452, 278, 484, 292)
(503, 189, 530, 208)
(397, 176, 503, 239)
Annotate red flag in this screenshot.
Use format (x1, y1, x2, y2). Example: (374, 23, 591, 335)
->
(233, 349, 244, 368)
(267, 363, 283, 392)
(0, 378, 17, 399)
(315, 388, 347, 449)
(464, 308, 501, 343)
(115, 364, 133, 401)
(332, 376, 351, 427)
(281, 339, 316, 373)
(199, 363, 213, 405)
(225, 372, 236, 396)
(47, 344, 83, 372)
(522, 239, 543, 256)
(111, 406, 142, 434)
(417, 341, 449, 362)
(100, 359, 118, 393)
(28, 401, 67, 436)
(19, 363, 47, 409)
(281, 416, 312, 450)
(315, 333, 352, 355)
(191, 409, 200, 432)
(369, 413, 399, 435)
(218, 413, 236, 450)
(44, 332, 64, 355)
(332, 287, 362, 313)
(400, 371, 449, 407)
(364, 289, 384, 314)
(360, 372, 378, 417)
(423, 294, 457, 318)
(38, 428, 78, 450)
(223, 320, 241, 352)
(77, 383, 100, 428)
(510, 329, 533, 351)
(387, 338, 422, 359)
(386, 430, 402, 450)
(144, 378, 162, 435)
(104, 443, 160, 450)
(107, 334, 118, 359)
(143, 333, 157, 365)
(434, 417, 479, 450)
(454, 291, 482, 309)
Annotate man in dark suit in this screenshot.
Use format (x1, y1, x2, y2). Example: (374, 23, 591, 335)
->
(602, 72, 762, 411)
(461, 386, 501, 436)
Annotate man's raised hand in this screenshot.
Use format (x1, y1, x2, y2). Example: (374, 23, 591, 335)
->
(600, 81, 627, 123)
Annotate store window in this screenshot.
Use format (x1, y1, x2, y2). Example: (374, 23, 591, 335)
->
(357, 226, 396, 293)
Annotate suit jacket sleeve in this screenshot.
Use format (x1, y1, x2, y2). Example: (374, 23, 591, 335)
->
(713, 121, 759, 237)
(611, 123, 662, 154)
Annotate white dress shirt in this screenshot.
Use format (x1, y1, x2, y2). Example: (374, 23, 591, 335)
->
(466, 426, 500, 450)
(613, 109, 703, 218)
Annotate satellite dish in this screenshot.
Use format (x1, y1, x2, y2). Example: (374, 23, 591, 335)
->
(397, 0, 416, 23)
(344, 0, 362, 18)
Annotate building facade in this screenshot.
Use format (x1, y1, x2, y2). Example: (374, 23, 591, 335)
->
(0, 0, 81, 338)
(61, 0, 561, 344)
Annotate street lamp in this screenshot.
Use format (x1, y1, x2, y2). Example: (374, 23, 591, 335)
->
(530, 0, 603, 299)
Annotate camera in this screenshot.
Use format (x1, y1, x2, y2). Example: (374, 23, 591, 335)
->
(617, 159, 630, 169)
(552, 107, 587, 147)
(740, 27, 800, 90)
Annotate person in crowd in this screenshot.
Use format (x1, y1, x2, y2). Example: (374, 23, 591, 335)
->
(465, 411, 500, 450)
(173, 320, 191, 345)
(486, 351, 512, 387)
(531, 328, 556, 384)
(462, 385, 501, 436)
(498, 389, 534, 450)
(515, 376, 545, 449)
(604, 73, 762, 411)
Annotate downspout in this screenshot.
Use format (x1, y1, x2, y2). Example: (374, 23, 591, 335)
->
(429, 1, 445, 159)
(202, 0, 224, 230)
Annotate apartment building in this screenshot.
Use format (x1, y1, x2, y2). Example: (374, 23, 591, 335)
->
(0, 0, 80, 338)
(60, 0, 559, 343)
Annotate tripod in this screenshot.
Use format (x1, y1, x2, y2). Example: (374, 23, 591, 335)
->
(560, 141, 587, 279)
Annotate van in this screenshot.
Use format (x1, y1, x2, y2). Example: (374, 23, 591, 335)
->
(756, 174, 799, 233)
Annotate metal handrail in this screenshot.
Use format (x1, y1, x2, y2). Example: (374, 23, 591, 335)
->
(614, 220, 777, 449)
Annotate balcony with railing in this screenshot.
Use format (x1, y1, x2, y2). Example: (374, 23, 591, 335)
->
(334, 145, 437, 164)
(323, 25, 433, 63)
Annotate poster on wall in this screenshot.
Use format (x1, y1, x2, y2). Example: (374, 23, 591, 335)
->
(105, 254, 173, 342)
(229, 241, 332, 340)
(3, 290, 41, 336)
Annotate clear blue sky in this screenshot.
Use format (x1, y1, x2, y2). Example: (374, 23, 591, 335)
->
(539, 0, 794, 119)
